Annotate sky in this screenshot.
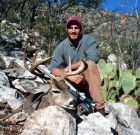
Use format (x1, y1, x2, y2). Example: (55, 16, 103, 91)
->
(99, 0, 140, 14)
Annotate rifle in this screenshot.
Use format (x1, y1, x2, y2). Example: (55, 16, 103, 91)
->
(27, 57, 96, 115)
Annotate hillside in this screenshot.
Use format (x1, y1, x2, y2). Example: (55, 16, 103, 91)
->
(0, 7, 139, 69)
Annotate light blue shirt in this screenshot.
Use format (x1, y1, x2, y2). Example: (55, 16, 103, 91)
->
(48, 34, 99, 72)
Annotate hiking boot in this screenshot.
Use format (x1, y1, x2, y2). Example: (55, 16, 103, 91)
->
(95, 108, 106, 117)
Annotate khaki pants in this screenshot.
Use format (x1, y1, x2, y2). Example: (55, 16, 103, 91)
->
(72, 61, 104, 110)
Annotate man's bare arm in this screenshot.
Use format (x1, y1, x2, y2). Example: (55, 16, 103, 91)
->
(51, 68, 65, 77)
(64, 60, 83, 72)
(51, 60, 84, 84)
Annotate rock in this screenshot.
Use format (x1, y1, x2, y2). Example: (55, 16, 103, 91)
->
(106, 112, 118, 130)
(21, 106, 76, 135)
(116, 124, 140, 135)
(0, 84, 24, 110)
(0, 70, 10, 87)
(108, 103, 140, 131)
(77, 112, 113, 135)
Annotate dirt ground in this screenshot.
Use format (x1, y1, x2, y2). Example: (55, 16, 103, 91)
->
(0, 124, 23, 135)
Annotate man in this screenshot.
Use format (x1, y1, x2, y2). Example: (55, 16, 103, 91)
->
(48, 15, 105, 116)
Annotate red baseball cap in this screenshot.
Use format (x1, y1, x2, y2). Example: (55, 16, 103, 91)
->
(66, 15, 82, 27)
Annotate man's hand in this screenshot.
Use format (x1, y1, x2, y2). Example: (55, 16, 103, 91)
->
(66, 74, 83, 84)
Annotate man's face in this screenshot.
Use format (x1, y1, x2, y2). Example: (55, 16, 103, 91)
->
(66, 24, 81, 41)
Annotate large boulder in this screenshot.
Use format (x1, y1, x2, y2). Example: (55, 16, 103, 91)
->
(21, 106, 76, 135)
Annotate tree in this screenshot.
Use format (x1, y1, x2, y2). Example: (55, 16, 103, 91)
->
(96, 0, 140, 71)
(0, 0, 104, 55)
(112, 0, 140, 71)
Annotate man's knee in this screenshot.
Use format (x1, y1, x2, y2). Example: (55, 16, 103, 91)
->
(84, 60, 101, 84)
(86, 60, 99, 73)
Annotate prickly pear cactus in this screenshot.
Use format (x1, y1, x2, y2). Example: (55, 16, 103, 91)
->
(98, 59, 116, 80)
(134, 88, 140, 99)
(121, 70, 134, 80)
(135, 67, 140, 79)
(98, 59, 118, 101)
(121, 79, 136, 94)
(121, 70, 136, 94)
(98, 59, 106, 69)
(120, 94, 139, 109)
(98, 59, 107, 81)
(104, 63, 113, 74)
(97, 58, 138, 104)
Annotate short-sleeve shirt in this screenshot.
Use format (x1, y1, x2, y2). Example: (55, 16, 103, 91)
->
(48, 34, 99, 72)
